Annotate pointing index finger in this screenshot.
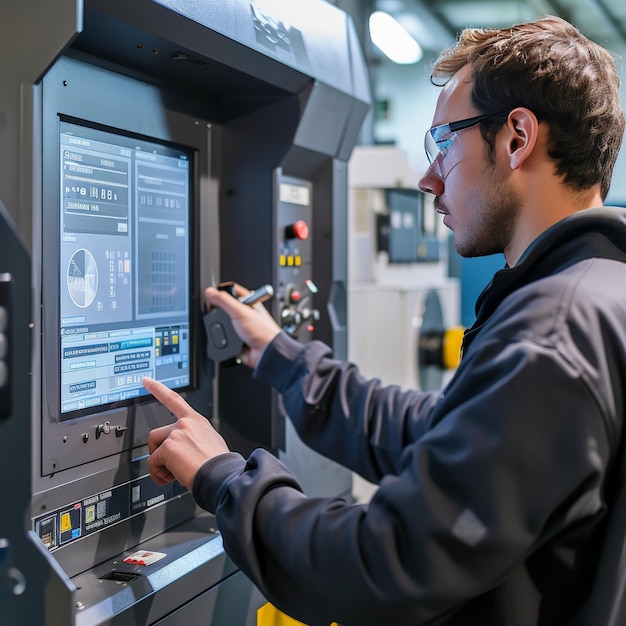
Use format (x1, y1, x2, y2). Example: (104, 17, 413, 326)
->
(143, 376, 192, 419)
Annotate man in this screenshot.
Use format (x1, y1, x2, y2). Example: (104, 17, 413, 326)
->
(144, 16, 626, 625)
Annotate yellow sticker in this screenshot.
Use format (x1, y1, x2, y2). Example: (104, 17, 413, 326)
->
(60, 512, 72, 533)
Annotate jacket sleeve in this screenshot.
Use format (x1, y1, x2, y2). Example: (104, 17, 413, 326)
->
(192, 332, 612, 626)
(254, 332, 442, 483)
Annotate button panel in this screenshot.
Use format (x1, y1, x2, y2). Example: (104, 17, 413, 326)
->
(276, 179, 318, 339)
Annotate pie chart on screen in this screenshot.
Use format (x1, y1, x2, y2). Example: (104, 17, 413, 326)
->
(67, 248, 98, 308)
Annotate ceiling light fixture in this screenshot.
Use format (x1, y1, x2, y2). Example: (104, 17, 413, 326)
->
(369, 10, 423, 64)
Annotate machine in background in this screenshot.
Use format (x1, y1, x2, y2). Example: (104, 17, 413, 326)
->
(347, 145, 463, 393)
(0, 1, 370, 624)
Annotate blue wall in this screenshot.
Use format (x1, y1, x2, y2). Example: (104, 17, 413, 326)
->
(459, 254, 505, 327)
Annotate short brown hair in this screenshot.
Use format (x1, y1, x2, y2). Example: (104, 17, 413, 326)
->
(431, 16, 625, 199)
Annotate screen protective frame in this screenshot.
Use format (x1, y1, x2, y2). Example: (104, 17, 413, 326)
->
(38, 55, 214, 476)
(56, 117, 193, 422)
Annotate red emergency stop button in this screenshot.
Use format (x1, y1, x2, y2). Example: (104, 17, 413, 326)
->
(285, 220, 309, 240)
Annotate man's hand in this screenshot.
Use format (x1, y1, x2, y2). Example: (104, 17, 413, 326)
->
(205, 283, 281, 368)
(144, 377, 229, 490)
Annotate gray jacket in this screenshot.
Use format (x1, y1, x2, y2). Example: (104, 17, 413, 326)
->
(193, 207, 626, 625)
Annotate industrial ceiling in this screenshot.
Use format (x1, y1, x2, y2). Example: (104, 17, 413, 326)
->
(375, 0, 626, 54)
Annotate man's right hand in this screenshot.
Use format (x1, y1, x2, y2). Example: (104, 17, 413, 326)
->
(205, 283, 281, 369)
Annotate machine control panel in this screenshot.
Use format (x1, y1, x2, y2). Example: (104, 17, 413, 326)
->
(33, 477, 187, 552)
(276, 176, 319, 339)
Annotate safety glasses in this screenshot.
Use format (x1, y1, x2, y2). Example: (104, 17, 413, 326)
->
(425, 113, 508, 165)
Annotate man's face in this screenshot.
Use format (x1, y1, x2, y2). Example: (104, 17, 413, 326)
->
(418, 65, 519, 258)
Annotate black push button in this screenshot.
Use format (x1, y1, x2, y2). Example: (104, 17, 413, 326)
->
(0, 278, 11, 419)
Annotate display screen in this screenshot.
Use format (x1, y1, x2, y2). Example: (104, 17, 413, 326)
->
(58, 120, 192, 419)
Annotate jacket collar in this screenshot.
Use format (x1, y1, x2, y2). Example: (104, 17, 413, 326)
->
(471, 206, 626, 332)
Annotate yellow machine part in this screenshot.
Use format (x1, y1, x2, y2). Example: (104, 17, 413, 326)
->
(442, 325, 465, 370)
(257, 602, 338, 626)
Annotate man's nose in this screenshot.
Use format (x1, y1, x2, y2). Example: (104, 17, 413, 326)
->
(418, 162, 444, 195)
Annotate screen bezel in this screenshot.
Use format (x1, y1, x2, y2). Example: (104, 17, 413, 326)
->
(38, 55, 214, 476)
(55, 116, 194, 422)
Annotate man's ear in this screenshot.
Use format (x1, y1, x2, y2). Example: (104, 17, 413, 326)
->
(505, 107, 539, 169)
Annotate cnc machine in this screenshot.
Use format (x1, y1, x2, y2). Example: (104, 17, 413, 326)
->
(0, 1, 370, 624)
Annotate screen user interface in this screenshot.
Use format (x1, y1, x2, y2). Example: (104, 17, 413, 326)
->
(59, 121, 192, 419)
